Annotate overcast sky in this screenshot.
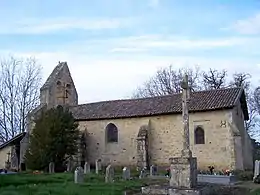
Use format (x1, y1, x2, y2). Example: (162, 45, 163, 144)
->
(1, 0, 260, 103)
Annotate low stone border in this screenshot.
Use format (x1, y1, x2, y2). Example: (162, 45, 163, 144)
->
(197, 174, 236, 185)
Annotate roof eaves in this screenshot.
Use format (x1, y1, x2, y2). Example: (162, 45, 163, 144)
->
(0, 132, 26, 150)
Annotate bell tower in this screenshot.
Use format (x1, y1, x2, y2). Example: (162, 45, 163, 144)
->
(40, 61, 78, 109)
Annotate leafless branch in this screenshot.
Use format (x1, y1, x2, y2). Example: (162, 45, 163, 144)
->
(0, 56, 42, 142)
(202, 68, 227, 90)
(132, 65, 202, 98)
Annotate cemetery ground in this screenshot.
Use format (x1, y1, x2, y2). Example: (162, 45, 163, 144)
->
(0, 170, 162, 195)
(1, 170, 260, 195)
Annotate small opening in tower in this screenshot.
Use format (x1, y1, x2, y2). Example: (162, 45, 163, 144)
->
(66, 84, 71, 89)
(57, 81, 61, 85)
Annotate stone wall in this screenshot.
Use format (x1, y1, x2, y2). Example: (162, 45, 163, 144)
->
(78, 108, 248, 170)
(231, 101, 253, 170)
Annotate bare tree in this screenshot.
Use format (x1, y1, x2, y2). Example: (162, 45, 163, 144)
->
(230, 72, 251, 92)
(133, 65, 202, 98)
(0, 56, 42, 143)
(202, 68, 227, 90)
(228, 72, 260, 134)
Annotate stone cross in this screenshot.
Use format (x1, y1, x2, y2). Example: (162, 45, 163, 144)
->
(180, 74, 192, 158)
(105, 164, 114, 183)
(169, 74, 197, 189)
(84, 162, 90, 174)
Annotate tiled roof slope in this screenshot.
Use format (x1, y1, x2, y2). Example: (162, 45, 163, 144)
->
(40, 62, 67, 90)
(70, 87, 249, 121)
(0, 132, 26, 150)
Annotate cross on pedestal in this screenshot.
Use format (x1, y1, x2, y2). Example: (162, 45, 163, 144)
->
(169, 74, 197, 189)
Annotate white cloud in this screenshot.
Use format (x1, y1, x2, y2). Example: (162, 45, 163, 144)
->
(228, 13, 260, 34)
(0, 17, 137, 34)
(103, 35, 252, 52)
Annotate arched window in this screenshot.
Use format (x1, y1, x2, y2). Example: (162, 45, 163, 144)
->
(106, 123, 118, 143)
(194, 126, 205, 144)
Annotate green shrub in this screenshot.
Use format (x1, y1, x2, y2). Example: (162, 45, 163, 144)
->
(233, 170, 253, 181)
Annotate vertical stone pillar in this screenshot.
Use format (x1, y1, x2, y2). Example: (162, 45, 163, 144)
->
(169, 74, 198, 189)
(136, 125, 149, 169)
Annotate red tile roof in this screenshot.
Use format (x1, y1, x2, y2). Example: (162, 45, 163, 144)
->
(70, 87, 249, 120)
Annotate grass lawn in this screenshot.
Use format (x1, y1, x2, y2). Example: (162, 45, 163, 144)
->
(248, 188, 260, 195)
(0, 172, 149, 195)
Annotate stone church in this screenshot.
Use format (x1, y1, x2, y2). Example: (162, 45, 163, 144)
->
(0, 62, 253, 171)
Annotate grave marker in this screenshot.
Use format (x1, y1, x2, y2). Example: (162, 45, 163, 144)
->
(105, 164, 114, 183)
(74, 166, 84, 184)
(95, 159, 101, 174)
(254, 160, 260, 180)
(122, 167, 130, 180)
(84, 162, 90, 174)
(49, 162, 55, 173)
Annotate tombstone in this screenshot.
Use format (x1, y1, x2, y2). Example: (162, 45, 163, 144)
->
(67, 158, 73, 172)
(49, 162, 55, 173)
(150, 165, 157, 176)
(84, 162, 90, 174)
(105, 164, 114, 183)
(74, 166, 84, 184)
(254, 160, 260, 180)
(139, 167, 147, 179)
(122, 167, 130, 180)
(95, 159, 102, 174)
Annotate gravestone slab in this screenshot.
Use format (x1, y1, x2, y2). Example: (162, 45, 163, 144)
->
(67, 158, 73, 172)
(139, 167, 147, 178)
(150, 165, 157, 176)
(49, 162, 55, 173)
(122, 167, 130, 180)
(254, 160, 260, 180)
(84, 162, 90, 174)
(197, 174, 236, 185)
(95, 159, 101, 174)
(105, 164, 114, 183)
(74, 166, 84, 184)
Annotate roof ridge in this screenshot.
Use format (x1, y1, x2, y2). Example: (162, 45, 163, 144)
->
(72, 87, 242, 107)
(69, 87, 248, 121)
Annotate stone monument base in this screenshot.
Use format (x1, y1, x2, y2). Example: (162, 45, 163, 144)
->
(169, 156, 197, 188)
(141, 185, 211, 195)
